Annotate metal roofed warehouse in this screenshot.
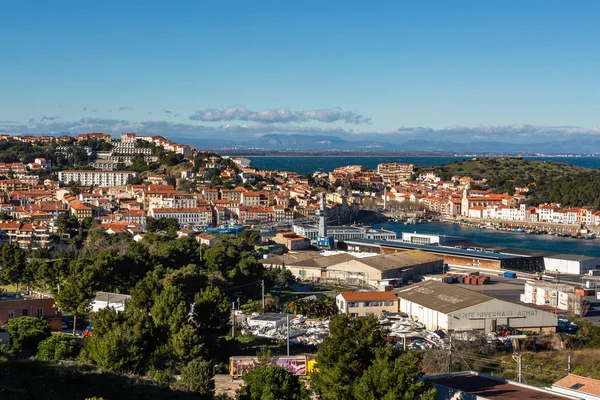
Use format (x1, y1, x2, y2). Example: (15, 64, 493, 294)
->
(341, 238, 545, 272)
(394, 281, 557, 333)
(263, 250, 443, 288)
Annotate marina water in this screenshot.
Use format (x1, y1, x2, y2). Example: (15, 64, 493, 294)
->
(374, 221, 600, 257)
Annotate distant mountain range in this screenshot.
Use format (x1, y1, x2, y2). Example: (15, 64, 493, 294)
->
(173, 134, 597, 154)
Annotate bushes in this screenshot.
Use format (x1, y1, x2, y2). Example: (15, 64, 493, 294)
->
(4, 317, 51, 355)
(37, 335, 79, 360)
(180, 359, 214, 398)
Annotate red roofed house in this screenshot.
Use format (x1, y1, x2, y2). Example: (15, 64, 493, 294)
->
(76, 133, 112, 143)
(70, 203, 93, 221)
(336, 291, 398, 317)
(552, 374, 600, 399)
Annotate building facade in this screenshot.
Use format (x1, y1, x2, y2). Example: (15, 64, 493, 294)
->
(336, 291, 398, 317)
(58, 170, 139, 186)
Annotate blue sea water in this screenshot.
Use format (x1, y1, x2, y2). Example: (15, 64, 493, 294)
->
(374, 222, 600, 257)
(246, 156, 600, 175)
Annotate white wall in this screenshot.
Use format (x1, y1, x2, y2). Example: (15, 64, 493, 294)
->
(400, 298, 557, 332)
(544, 257, 600, 275)
(448, 299, 556, 332)
(399, 299, 450, 331)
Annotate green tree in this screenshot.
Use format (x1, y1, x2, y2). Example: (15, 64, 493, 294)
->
(181, 359, 215, 398)
(237, 364, 310, 400)
(56, 213, 80, 241)
(37, 334, 79, 360)
(54, 279, 95, 335)
(191, 286, 230, 347)
(354, 347, 436, 400)
(82, 324, 138, 372)
(311, 314, 387, 400)
(0, 243, 27, 289)
(146, 217, 179, 237)
(130, 154, 148, 173)
(4, 317, 51, 355)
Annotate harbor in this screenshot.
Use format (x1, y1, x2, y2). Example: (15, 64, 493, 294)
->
(444, 218, 598, 239)
(373, 221, 600, 257)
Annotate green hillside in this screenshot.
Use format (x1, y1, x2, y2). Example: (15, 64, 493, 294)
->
(420, 157, 591, 188)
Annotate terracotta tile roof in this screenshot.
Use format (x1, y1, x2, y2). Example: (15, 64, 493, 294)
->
(553, 374, 600, 396)
(339, 291, 398, 301)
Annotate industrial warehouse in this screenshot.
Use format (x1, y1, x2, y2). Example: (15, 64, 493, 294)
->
(262, 249, 443, 288)
(394, 280, 558, 333)
(341, 237, 600, 274)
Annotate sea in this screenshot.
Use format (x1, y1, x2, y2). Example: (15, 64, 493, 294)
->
(374, 221, 600, 257)
(246, 156, 600, 175)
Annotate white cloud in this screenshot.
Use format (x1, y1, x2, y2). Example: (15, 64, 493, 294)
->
(3, 117, 600, 149)
(189, 105, 372, 124)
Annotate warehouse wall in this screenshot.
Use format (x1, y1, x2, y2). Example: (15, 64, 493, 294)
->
(544, 257, 600, 275)
(448, 299, 556, 333)
(399, 299, 450, 331)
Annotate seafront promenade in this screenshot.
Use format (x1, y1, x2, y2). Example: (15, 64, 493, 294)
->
(443, 216, 600, 234)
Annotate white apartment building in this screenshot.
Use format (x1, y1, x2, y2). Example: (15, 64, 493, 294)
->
(147, 193, 198, 211)
(111, 142, 153, 155)
(149, 206, 213, 226)
(58, 170, 139, 186)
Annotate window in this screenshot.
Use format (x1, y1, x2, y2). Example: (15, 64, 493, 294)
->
(37, 308, 43, 318)
(22, 309, 28, 316)
(8, 310, 14, 319)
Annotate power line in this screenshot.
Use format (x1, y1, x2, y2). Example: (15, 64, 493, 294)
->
(221, 280, 262, 292)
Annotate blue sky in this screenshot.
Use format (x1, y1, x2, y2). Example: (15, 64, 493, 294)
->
(1, 1, 599, 143)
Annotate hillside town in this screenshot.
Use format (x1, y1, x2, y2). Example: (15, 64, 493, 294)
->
(0, 133, 599, 253)
(1, 132, 600, 400)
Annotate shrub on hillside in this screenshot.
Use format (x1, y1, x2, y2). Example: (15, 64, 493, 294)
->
(37, 334, 79, 360)
(4, 316, 51, 355)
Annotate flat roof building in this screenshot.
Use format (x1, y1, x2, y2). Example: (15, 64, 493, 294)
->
(336, 291, 398, 317)
(247, 312, 290, 329)
(293, 224, 397, 242)
(342, 238, 545, 272)
(58, 170, 139, 187)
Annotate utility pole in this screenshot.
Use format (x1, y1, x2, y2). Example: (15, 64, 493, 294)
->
(448, 335, 452, 373)
(513, 353, 523, 383)
(231, 302, 235, 338)
(286, 314, 290, 356)
(261, 280, 265, 313)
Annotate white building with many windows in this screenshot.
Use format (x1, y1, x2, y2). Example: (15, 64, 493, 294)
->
(58, 170, 138, 186)
(149, 206, 213, 226)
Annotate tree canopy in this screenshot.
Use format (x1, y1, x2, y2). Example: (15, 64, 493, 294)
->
(311, 314, 434, 400)
(238, 364, 310, 400)
(4, 317, 51, 356)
